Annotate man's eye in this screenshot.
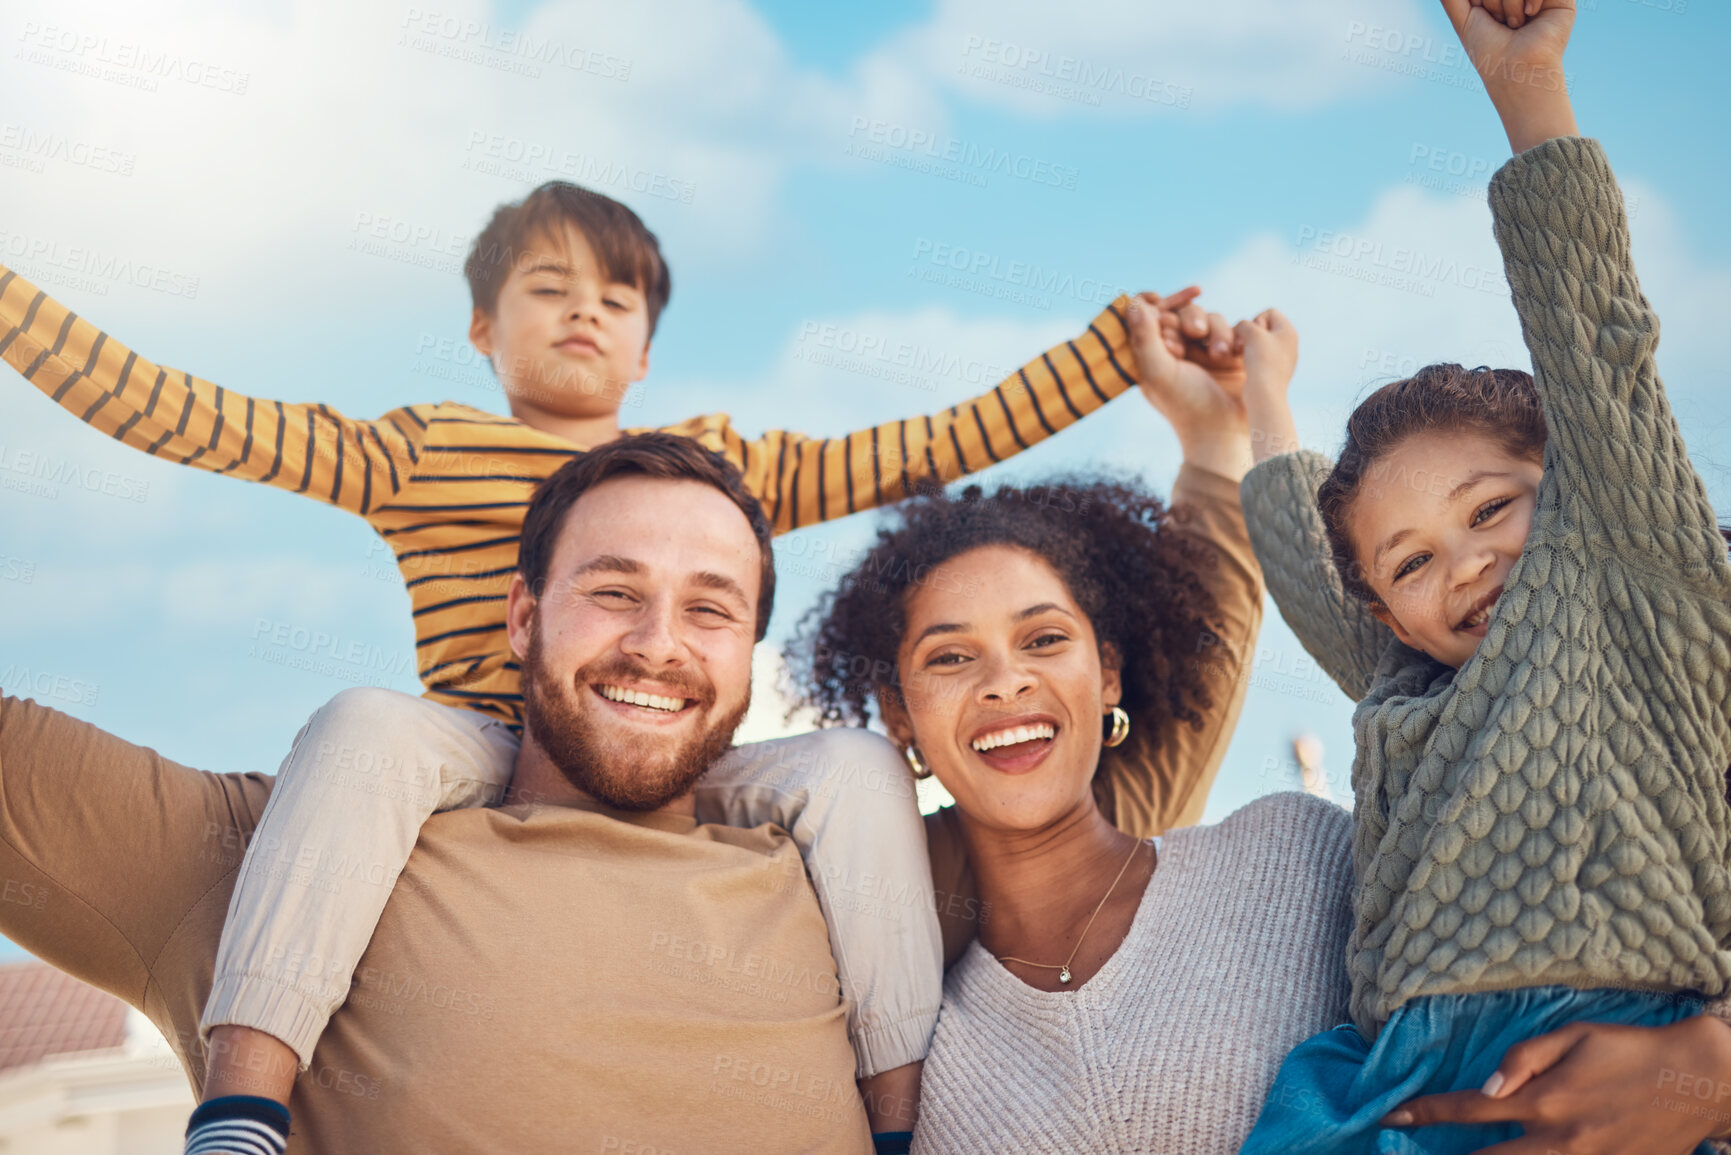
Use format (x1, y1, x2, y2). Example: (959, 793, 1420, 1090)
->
(1472, 497, 1512, 526)
(1393, 553, 1430, 582)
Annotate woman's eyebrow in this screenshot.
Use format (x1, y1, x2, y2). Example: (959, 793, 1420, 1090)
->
(911, 621, 965, 647)
(912, 603, 1073, 647)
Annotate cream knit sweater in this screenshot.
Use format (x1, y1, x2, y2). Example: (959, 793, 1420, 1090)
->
(1240, 138, 1731, 1038)
(912, 792, 1353, 1154)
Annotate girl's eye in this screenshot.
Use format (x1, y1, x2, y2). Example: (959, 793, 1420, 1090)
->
(603, 298, 626, 309)
(1472, 497, 1513, 526)
(926, 651, 968, 667)
(1028, 632, 1068, 649)
(1393, 553, 1430, 582)
(532, 287, 563, 296)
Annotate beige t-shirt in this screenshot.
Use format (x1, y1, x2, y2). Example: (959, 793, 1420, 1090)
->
(0, 695, 870, 1154)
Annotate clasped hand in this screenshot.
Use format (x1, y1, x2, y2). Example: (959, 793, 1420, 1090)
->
(1125, 288, 1297, 480)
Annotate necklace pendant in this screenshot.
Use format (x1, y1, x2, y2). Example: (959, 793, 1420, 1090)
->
(1058, 966, 1072, 984)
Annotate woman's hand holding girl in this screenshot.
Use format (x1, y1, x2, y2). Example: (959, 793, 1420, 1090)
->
(1386, 1014, 1731, 1153)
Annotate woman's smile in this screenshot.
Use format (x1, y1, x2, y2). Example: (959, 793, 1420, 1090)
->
(966, 713, 1061, 775)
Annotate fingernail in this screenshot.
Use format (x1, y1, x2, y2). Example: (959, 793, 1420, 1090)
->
(1128, 298, 1142, 315)
(1382, 1110, 1413, 1126)
(1481, 1072, 1505, 1097)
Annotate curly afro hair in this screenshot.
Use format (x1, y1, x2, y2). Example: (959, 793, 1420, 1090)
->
(788, 476, 1223, 759)
(1317, 363, 1546, 607)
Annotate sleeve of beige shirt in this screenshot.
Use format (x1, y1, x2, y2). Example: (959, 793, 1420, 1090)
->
(926, 463, 1265, 966)
(0, 695, 268, 1041)
(1091, 461, 1264, 837)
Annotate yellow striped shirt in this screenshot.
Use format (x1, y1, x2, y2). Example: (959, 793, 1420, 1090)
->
(0, 265, 1140, 725)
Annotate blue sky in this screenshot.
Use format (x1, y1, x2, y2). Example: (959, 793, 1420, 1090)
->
(1, 0, 1727, 965)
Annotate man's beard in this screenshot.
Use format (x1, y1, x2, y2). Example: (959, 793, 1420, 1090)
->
(519, 627, 749, 811)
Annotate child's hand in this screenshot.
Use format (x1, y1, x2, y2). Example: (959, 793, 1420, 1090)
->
(1440, 0, 1578, 154)
(1234, 309, 1303, 465)
(1127, 290, 1252, 481)
(1236, 309, 1298, 394)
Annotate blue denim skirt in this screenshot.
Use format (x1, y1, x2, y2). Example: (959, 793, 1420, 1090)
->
(1239, 984, 1713, 1155)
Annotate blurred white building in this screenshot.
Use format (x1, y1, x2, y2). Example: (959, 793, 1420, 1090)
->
(0, 962, 192, 1155)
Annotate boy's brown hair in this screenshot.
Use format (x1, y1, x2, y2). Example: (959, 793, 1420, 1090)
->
(464, 182, 673, 335)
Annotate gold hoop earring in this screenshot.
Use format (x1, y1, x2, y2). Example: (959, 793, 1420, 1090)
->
(903, 745, 931, 779)
(1102, 706, 1130, 748)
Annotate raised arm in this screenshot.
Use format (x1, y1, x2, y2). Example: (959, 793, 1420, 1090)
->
(1445, 0, 1725, 582)
(1240, 451, 1396, 701)
(1235, 308, 1395, 700)
(0, 266, 426, 516)
(1095, 463, 1263, 834)
(1489, 142, 1728, 581)
(1091, 293, 1260, 834)
(719, 293, 1155, 535)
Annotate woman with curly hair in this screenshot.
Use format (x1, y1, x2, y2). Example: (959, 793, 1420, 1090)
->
(791, 296, 1357, 1153)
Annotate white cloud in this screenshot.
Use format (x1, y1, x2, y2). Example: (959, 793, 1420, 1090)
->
(705, 304, 1085, 439)
(1147, 174, 1731, 510)
(869, 0, 1434, 120)
(0, 0, 935, 298)
(1199, 182, 1528, 451)
(1617, 180, 1731, 501)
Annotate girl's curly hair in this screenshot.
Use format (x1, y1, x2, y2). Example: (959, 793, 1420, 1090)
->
(1317, 363, 1547, 607)
(788, 477, 1223, 755)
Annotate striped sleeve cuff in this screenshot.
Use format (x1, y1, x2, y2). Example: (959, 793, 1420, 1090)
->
(185, 1095, 290, 1155)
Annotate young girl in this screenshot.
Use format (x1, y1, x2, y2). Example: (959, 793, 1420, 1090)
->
(1233, 2, 1731, 1152)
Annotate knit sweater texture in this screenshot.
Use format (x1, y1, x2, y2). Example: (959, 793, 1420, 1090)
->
(1240, 137, 1731, 1038)
(912, 792, 1353, 1155)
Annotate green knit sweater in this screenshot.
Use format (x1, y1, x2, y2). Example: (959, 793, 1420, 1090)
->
(1241, 137, 1731, 1038)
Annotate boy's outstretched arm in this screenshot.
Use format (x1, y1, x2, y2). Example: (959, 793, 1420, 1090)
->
(728, 291, 1204, 534)
(0, 266, 425, 515)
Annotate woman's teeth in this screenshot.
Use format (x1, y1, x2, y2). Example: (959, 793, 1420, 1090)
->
(599, 685, 685, 712)
(972, 723, 1056, 753)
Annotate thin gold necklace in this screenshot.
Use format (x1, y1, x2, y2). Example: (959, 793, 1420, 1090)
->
(997, 837, 1147, 985)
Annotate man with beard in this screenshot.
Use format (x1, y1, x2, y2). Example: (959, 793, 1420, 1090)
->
(0, 434, 877, 1153)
